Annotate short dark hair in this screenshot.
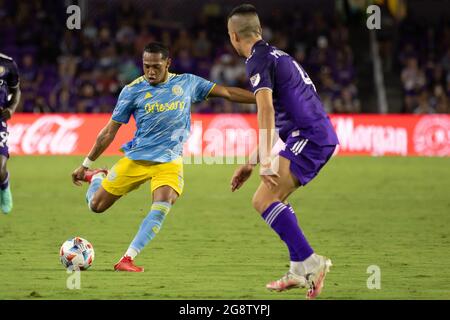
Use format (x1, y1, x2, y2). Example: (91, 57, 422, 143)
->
(228, 4, 258, 20)
(143, 42, 170, 59)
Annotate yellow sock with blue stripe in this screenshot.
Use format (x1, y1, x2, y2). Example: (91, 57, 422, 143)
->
(127, 201, 171, 258)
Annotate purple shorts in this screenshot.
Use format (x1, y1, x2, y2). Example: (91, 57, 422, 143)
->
(0, 121, 9, 158)
(279, 135, 336, 186)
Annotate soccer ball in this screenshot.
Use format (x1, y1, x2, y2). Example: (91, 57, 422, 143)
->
(59, 237, 95, 270)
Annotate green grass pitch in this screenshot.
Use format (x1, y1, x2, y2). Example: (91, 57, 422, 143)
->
(0, 156, 449, 300)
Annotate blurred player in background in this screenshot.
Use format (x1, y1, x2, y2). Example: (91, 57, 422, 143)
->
(228, 5, 339, 299)
(0, 53, 21, 214)
(71, 42, 256, 272)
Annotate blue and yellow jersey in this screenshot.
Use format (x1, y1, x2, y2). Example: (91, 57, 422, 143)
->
(112, 73, 215, 162)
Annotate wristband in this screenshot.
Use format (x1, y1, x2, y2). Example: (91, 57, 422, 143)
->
(260, 157, 272, 168)
(260, 167, 275, 176)
(82, 157, 94, 169)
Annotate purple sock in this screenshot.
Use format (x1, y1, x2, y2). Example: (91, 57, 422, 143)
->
(286, 203, 297, 223)
(0, 172, 9, 190)
(262, 202, 314, 261)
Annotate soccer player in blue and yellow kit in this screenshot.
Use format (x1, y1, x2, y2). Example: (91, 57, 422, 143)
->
(71, 42, 256, 272)
(227, 5, 338, 299)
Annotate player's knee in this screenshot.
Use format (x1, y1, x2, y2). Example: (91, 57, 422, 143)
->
(252, 191, 284, 214)
(162, 194, 177, 205)
(152, 196, 177, 205)
(152, 188, 179, 205)
(89, 199, 106, 214)
(252, 193, 270, 214)
(0, 167, 7, 182)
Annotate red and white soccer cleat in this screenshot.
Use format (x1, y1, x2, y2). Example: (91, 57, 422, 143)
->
(266, 271, 307, 292)
(114, 256, 144, 272)
(83, 168, 108, 183)
(305, 255, 332, 300)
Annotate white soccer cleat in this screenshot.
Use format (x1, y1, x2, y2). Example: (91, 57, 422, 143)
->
(266, 271, 307, 292)
(305, 255, 332, 300)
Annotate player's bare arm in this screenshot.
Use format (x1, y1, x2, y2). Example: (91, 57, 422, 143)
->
(231, 138, 261, 192)
(231, 135, 281, 192)
(208, 84, 256, 104)
(208, 84, 255, 197)
(231, 137, 280, 193)
(255, 88, 279, 189)
(209, 84, 258, 192)
(230, 162, 252, 192)
(86, 119, 122, 161)
(231, 89, 279, 191)
(71, 119, 122, 186)
(0, 84, 21, 120)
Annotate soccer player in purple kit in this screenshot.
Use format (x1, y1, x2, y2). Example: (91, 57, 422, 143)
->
(227, 5, 339, 299)
(0, 53, 20, 214)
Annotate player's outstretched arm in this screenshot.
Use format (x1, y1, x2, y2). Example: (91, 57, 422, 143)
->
(208, 84, 256, 104)
(71, 119, 122, 186)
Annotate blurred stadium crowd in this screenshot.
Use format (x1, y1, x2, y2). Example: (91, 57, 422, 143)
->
(0, 0, 448, 114)
(397, 25, 450, 114)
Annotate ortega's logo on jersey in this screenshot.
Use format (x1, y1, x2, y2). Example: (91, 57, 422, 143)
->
(172, 85, 183, 96)
(250, 73, 260, 87)
(0, 66, 5, 76)
(145, 100, 186, 114)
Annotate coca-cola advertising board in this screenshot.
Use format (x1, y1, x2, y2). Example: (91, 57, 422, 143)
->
(6, 114, 450, 157)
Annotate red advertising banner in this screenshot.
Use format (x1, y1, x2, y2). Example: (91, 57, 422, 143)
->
(332, 115, 449, 156)
(6, 113, 450, 157)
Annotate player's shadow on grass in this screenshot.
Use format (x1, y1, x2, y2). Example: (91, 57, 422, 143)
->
(80, 268, 118, 272)
(46, 268, 117, 272)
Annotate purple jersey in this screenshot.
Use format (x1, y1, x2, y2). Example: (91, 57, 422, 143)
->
(0, 53, 19, 158)
(0, 53, 19, 110)
(246, 40, 339, 146)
